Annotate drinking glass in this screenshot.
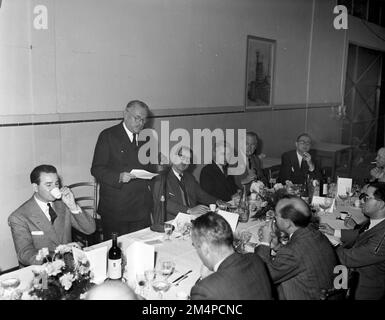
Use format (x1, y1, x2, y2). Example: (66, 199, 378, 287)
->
(240, 231, 252, 252)
(151, 273, 171, 300)
(144, 269, 155, 290)
(135, 273, 146, 297)
(319, 197, 333, 212)
(164, 223, 174, 241)
(160, 260, 175, 278)
(338, 193, 349, 206)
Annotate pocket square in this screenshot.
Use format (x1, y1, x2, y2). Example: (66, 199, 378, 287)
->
(31, 230, 44, 235)
(291, 166, 294, 172)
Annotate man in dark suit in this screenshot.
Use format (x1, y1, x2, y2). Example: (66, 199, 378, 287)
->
(153, 146, 219, 220)
(320, 182, 385, 300)
(200, 141, 238, 201)
(234, 131, 267, 188)
(256, 196, 338, 299)
(91, 100, 155, 240)
(190, 212, 273, 300)
(8, 165, 95, 266)
(278, 133, 320, 185)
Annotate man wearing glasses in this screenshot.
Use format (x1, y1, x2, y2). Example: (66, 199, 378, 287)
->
(91, 100, 154, 240)
(370, 147, 385, 182)
(278, 133, 320, 185)
(320, 182, 385, 299)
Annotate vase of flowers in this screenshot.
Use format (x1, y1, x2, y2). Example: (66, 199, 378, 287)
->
(22, 245, 94, 300)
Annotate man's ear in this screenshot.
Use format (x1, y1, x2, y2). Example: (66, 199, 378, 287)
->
(32, 183, 38, 193)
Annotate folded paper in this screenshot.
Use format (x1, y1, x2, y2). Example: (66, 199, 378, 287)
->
(337, 177, 352, 196)
(124, 241, 155, 282)
(171, 212, 193, 233)
(130, 169, 158, 180)
(217, 210, 239, 232)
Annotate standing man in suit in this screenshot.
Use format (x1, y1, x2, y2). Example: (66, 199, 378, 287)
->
(8, 165, 96, 266)
(234, 131, 267, 188)
(256, 196, 337, 299)
(200, 141, 239, 201)
(278, 133, 320, 185)
(190, 212, 273, 300)
(320, 182, 385, 300)
(91, 100, 154, 240)
(152, 146, 219, 220)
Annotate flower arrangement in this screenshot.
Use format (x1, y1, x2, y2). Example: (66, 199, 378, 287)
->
(22, 245, 94, 300)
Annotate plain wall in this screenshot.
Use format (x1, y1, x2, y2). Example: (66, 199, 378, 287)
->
(0, 0, 384, 270)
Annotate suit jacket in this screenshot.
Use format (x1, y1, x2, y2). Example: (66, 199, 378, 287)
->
(152, 169, 217, 220)
(278, 150, 320, 185)
(234, 154, 267, 188)
(200, 162, 238, 202)
(338, 219, 385, 300)
(190, 252, 273, 300)
(256, 226, 338, 300)
(8, 196, 96, 266)
(91, 122, 153, 222)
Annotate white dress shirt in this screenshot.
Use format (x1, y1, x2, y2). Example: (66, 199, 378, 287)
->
(123, 122, 137, 146)
(172, 168, 182, 181)
(34, 196, 55, 222)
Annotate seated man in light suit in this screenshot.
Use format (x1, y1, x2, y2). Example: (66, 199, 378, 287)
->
(320, 182, 385, 300)
(8, 165, 96, 266)
(278, 133, 320, 185)
(256, 196, 338, 299)
(190, 212, 273, 300)
(152, 146, 219, 220)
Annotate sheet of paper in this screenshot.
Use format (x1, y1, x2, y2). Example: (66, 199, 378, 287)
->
(130, 169, 159, 180)
(73, 246, 107, 284)
(311, 196, 335, 213)
(337, 177, 352, 196)
(124, 241, 155, 282)
(217, 210, 239, 232)
(171, 212, 193, 233)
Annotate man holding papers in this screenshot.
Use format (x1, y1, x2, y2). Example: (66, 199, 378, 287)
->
(320, 182, 385, 300)
(190, 212, 273, 300)
(91, 100, 155, 239)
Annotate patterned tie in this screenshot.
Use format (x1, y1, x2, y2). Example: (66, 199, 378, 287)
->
(178, 174, 190, 207)
(47, 203, 57, 224)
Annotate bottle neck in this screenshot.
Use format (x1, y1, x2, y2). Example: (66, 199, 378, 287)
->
(111, 233, 118, 247)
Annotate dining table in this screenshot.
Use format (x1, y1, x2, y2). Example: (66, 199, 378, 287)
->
(0, 197, 368, 300)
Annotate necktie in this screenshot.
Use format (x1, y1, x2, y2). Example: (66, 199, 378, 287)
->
(223, 164, 228, 177)
(248, 157, 252, 169)
(47, 203, 57, 224)
(178, 174, 190, 207)
(132, 133, 137, 147)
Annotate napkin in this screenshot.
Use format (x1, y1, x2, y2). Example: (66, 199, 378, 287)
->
(124, 241, 155, 282)
(337, 177, 352, 196)
(217, 210, 239, 232)
(130, 169, 158, 180)
(311, 196, 335, 213)
(73, 246, 107, 284)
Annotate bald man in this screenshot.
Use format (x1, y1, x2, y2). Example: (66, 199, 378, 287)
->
(86, 281, 138, 300)
(370, 148, 385, 182)
(255, 196, 338, 299)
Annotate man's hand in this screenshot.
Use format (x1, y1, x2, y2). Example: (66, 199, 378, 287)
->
(187, 205, 209, 216)
(259, 220, 273, 244)
(119, 172, 136, 183)
(344, 215, 357, 229)
(319, 223, 335, 236)
(61, 187, 78, 211)
(370, 167, 385, 180)
(303, 152, 315, 171)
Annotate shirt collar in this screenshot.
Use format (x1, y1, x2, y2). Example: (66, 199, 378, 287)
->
(296, 151, 303, 166)
(34, 195, 52, 221)
(172, 168, 182, 181)
(213, 256, 227, 272)
(214, 162, 224, 173)
(122, 122, 134, 143)
(368, 217, 385, 230)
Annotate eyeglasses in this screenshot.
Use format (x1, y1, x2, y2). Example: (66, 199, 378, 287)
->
(127, 110, 147, 124)
(297, 140, 311, 145)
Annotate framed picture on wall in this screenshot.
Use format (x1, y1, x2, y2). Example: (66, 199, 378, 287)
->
(245, 35, 275, 109)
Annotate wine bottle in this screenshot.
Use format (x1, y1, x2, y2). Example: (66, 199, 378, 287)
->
(320, 169, 328, 197)
(238, 185, 249, 222)
(108, 232, 122, 280)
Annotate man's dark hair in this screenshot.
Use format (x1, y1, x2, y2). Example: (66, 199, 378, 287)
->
(30, 165, 57, 184)
(277, 196, 311, 227)
(125, 100, 149, 112)
(296, 133, 311, 142)
(191, 212, 233, 248)
(369, 182, 385, 202)
(246, 131, 259, 141)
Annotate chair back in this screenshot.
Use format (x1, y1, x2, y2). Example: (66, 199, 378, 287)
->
(68, 180, 103, 246)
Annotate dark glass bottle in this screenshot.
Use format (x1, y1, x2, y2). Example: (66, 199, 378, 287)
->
(238, 185, 249, 222)
(320, 169, 328, 197)
(108, 232, 122, 280)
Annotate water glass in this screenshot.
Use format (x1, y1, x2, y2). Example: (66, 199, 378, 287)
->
(151, 272, 171, 300)
(164, 223, 174, 241)
(160, 260, 175, 278)
(135, 273, 146, 297)
(144, 269, 155, 290)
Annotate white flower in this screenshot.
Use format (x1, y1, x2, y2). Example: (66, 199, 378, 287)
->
(45, 260, 65, 276)
(36, 247, 49, 261)
(79, 292, 88, 300)
(250, 181, 265, 194)
(273, 183, 284, 191)
(55, 244, 72, 255)
(59, 273, 75, 291)
(285, 180, 293, 186)
(261, 201, 268, 208)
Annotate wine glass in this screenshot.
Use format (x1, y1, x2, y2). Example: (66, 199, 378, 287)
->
(144, 269, 155, 291)
(338, 192, 349, 206)
(319, 197, 333, 212)
(135, 273, 146, 297)
(160, 260, 175, 278)
(240, 231, 252, 252)
(151, 273, 171, 300)
(164, 223, 174, 241)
